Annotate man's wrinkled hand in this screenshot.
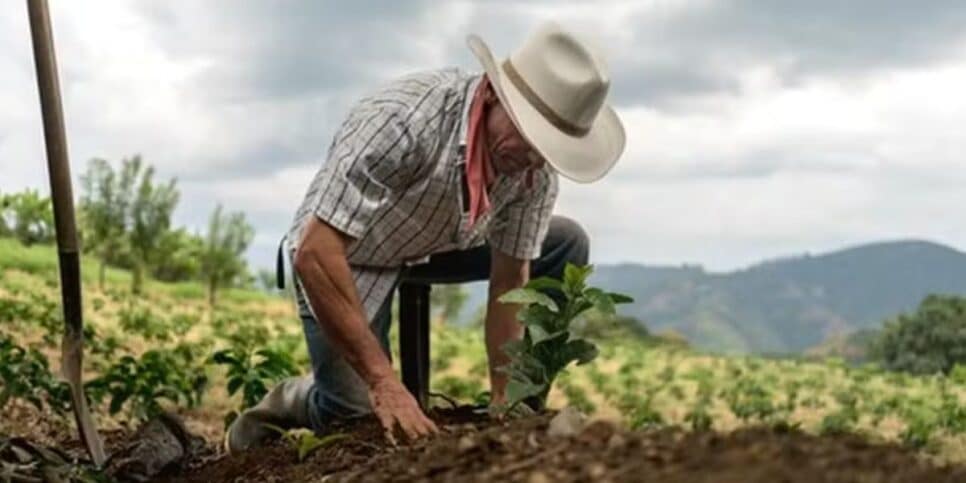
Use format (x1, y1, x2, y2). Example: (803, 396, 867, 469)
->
(367, 375, 438, 444)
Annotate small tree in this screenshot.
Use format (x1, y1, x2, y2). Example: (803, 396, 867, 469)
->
(200, 205, 254, 307)
(870, 294, 966, 375)
(127, 158, 179, 294)
(80, 155, 179, 292)
(0, 189, 55, 245)
(79, 158, 129, 288)
(151, 227, 204, 282)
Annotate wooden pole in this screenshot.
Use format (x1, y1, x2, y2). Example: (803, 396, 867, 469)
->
(25, 0, 106, 466)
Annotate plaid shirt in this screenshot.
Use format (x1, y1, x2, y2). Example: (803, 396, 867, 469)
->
(287, 68, 558, 320)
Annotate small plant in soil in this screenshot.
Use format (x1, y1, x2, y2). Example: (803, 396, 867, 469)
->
(85, 343, 209, 421)
(211, 346, 299, 410)
(0, 335, 71, 415)
(210, 345, 299, 428)
(819, 403, 860, 437)
(265, 425, 348, 462)
(684, 378, 715, 431)
(496, 263, 633, 413)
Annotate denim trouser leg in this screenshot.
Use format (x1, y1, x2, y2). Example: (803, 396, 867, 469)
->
(298, 215, 589, 430)
(298, 286, 395, 430)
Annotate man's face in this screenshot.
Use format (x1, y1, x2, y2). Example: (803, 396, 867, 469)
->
(484, 88, 546, 176)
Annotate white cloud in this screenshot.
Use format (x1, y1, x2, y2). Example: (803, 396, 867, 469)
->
(3, 1, 966, 273)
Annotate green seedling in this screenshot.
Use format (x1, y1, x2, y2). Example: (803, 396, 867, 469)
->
(265, 424, 348, 462)
(496, 263, 633, 413)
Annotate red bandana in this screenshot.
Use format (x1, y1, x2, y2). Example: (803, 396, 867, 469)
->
(465, 77, 536, 230)
(465, 77, 496, 230)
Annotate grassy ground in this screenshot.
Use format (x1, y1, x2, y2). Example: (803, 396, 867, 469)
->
(1, 237, 965, 467)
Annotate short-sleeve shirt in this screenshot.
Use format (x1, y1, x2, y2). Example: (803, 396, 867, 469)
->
(286, 68, 558, 321)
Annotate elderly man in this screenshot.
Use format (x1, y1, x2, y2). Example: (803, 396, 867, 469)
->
(227, 21, 625, 452)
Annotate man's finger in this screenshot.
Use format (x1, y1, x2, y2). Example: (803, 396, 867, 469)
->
(404, 408, 435, 440)
(400, 417, 420, 441)
(419, 413, 439, 434)
(375, 410, 398, 445)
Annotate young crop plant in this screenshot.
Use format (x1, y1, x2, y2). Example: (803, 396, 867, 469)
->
(211, 344, 300, 427)
(118, 302, 171, 342)
(496, 263, 633, 412)
(0, 335, 71, 415)
(819, 390, 861, 437)
(85, 343, 209, 421)
(628, 392, 665, 430)
(557, 372, 597, 415)
(684, 378, 715, 431)
(0, 292, 63, 347)
(900, 404, 939, 450)
(937, 381, 966, 434)
(721, 376, 776, 424)
(265, 425, 348, 462)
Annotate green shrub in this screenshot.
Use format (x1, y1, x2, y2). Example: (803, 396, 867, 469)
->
(870, 295, 966, 375)
(0, 189, 55, 246)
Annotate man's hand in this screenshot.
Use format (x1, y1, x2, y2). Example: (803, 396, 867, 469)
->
(368, 374, 438, 444)
(294, 217, 437, 443)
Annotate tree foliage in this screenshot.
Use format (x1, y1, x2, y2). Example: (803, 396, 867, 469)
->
(79, 155, 179, 292)
(127, 157, 180, 293)
(0, 189, 55, 246)
(869, 294, 966, 375)
(152, 227, 205, 282)
(200, 204, 254, 307)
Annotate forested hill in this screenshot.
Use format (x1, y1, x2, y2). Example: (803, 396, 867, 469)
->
(589, 240, 966, 354)
(461, 240, 966, 354)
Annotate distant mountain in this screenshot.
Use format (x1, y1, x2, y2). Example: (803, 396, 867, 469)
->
(456, 240, 966, 354)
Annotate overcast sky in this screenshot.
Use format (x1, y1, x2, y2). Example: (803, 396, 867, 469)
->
(3, 1, 966, 272)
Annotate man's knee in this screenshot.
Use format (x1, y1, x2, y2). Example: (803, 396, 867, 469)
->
(549, 216, 590, 266)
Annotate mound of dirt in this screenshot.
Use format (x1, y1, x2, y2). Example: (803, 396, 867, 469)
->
(161, 407, 966, 483)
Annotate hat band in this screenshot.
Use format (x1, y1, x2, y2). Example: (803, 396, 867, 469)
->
(501, 59, 590, 137)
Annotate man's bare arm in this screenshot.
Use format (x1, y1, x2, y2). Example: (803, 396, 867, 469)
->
(293, 216, 436, 440)
(293, 217, 393, 385)
(485, 248, 529, 404)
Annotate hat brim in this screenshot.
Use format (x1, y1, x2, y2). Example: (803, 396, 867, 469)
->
(467, 34, 626, 184)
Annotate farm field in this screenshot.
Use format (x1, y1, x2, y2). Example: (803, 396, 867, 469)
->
(2, 237, 966, 482)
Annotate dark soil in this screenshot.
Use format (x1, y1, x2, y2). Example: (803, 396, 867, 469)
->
(159, 406, 966, 483)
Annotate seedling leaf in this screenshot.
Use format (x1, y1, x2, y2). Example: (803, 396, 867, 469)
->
(499, 288, 559, 313)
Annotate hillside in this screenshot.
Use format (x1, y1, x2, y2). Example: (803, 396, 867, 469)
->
(461, 240, 966, 354)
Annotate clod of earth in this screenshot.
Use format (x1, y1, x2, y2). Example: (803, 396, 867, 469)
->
(106, 412, 208, 481)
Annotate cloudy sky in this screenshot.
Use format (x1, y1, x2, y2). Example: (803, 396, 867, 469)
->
(3, 1, 966, 272)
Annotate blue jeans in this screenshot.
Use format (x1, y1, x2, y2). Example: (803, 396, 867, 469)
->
(294, 215, 589, 431)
